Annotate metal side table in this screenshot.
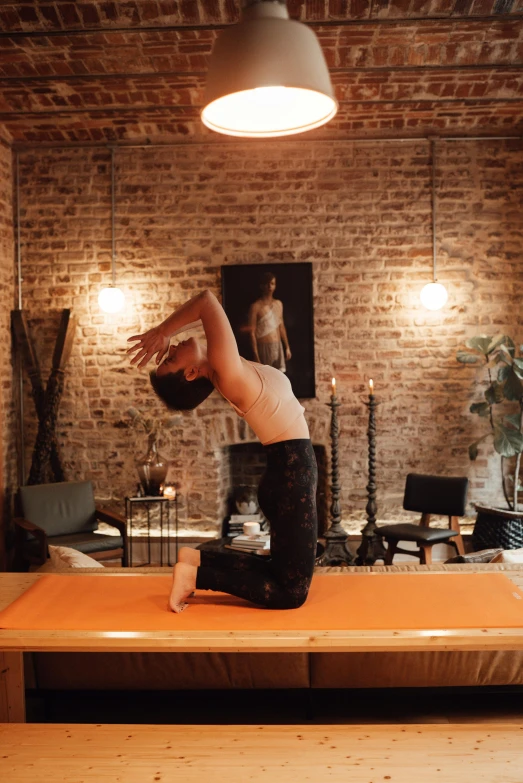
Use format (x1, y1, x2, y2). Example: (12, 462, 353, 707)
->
(125, 495, 179, 567)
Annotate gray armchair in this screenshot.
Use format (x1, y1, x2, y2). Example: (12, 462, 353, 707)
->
(14, 480, 128, 568)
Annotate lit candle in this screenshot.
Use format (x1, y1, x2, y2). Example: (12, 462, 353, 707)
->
(369, 378, 374, 394)
(163, 485, 176, 500)
(331, 377, 336, 396)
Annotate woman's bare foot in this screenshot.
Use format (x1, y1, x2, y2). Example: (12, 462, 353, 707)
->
(169, 562, 197, 613)
(177, 546, 201, 567)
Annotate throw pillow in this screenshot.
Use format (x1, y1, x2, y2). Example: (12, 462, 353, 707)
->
(48, 545, 104, 570)
(490, 548, 523, 564)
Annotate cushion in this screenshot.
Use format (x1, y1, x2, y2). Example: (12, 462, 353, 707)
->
(19, 481, 98, 537)
(490, 548, 523, 564)
(47, 532, 123, 554)
(24, 531, 123, 559)
(378, 523, 457, 543)
(48, 545, 104, 570)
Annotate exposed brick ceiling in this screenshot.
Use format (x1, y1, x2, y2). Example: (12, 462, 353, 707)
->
(0, 1, 522, 145)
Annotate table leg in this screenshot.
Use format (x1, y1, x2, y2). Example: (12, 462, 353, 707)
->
(160, 503, 164, 567)
(0, 651, 26, 722)
(147, 503, 151, 566)
(126, 498, 133, 568)
(167, 502, 172, 566)
(175, 496, 179, 563)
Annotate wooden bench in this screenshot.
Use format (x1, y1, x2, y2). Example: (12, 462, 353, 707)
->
(2, 567, 523, 723)
(1, 723, 523, 782)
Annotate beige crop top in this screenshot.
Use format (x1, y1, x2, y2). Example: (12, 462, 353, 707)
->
(217, 361, 306, 446)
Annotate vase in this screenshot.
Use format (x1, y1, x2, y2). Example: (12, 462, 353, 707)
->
(472, 504, 523, 550)
(136, 433, 168, 497)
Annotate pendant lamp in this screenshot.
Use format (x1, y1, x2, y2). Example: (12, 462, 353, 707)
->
(201, 0, 338, 138)
(420, 140, 448, 311)
(99, 147, 125, 314)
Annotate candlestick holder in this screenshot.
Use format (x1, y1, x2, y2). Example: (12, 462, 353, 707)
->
(356, 392, 387, 565)
(321, 393, 355, 567)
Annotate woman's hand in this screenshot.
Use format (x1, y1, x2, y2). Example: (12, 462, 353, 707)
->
(127, 326, 170, 368)
(285, 346, 292, 361)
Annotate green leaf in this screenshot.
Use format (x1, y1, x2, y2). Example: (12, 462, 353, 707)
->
(487, 334, 511, 354)
(465, 336, 492, 355)
(513, 358, 523, 378)
(500, 336, 516, 356)
(484, 382, 504, 405)
(457, 351, 482, 364)
(493, 426, 523, 458)
(505, 413, 522, 430)
(470, 401, 490, 418)
(499, 366, 523, 401)
(468, 434, 489, 461)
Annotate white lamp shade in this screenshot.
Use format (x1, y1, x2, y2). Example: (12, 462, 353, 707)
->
(420, 282, 448, 311)
(98, 286, 125, 313)
(201, 2, 337, 137)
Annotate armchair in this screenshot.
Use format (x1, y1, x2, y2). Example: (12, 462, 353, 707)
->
(14, 480, 128, 568)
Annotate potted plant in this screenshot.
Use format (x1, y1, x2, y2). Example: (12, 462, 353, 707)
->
(457, 334, 523, 549)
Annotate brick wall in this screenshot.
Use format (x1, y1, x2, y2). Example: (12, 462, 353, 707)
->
(0, 137, 15, 565)
(16, 139, 523, 533)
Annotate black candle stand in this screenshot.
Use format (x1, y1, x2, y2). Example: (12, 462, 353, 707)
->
(356, 391, 386, 565)
(321, 393, 355, 567)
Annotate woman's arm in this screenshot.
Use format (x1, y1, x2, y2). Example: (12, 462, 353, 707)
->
(128, 291, 260, 407)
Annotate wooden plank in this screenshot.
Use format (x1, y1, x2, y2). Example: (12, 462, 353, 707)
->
(11, 309, 64, 482)
(51, 309, 76, 372)
(1, 723, 522, 782)
(2, 626, 523, 653)
(0, 652, 25, 723)
(27, 310, 76, 485)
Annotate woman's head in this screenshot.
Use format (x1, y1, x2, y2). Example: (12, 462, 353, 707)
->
(150, 337, 214, 410)
(150, 369, 214, 411)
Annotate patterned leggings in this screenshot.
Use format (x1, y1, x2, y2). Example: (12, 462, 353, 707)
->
(195, 439, 318, 609)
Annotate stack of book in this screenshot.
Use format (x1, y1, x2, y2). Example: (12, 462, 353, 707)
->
(227, 512, 265, 537)
(226, 533, 270, 556)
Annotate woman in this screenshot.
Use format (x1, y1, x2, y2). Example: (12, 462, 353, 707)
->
(247, 271, 291, 372)
(128, 290, 317, 613)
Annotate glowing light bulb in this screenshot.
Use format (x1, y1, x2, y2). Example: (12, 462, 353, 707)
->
(202, 86, 337, 138)
(420, 282, 448, 311)
(98, 286, 125, 313)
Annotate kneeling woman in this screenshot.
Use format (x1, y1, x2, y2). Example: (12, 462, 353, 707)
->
(128, 290, 317, 612)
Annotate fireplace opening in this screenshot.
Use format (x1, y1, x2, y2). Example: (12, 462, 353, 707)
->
(221, 442, 328, 535)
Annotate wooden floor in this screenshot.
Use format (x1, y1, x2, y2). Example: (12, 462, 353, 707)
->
(2, 722, 523, 783)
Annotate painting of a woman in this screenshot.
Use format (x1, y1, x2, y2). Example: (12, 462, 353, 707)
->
(222, 263, 315, 399)
(247, 271, 291, 372)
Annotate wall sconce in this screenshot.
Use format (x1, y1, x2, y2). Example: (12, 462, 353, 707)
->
(420, 140, 448, 311)
(201, 0, 337, 138)
(99, 147, 125, 313)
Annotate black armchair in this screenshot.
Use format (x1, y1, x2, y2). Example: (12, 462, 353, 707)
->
(14, 480, 128, 568)
(378, 473, 468, 565)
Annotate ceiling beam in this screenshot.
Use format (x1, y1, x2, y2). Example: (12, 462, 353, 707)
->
(0, 13, 519, 39)
(0, 63, 521, 84)
(2, 96, 522, 120)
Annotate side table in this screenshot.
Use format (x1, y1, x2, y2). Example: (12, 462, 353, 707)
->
(125, 495, 179, 567)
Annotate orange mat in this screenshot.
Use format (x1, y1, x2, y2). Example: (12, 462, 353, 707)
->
(1, 573, 523, 632)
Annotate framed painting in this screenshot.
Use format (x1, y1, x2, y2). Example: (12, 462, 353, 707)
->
(221, 262, 315, 399)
